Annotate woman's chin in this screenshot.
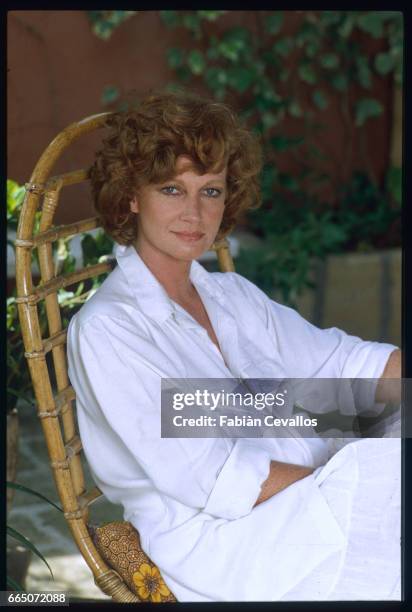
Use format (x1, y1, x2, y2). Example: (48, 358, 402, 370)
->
(170, 238, 213, 261)
(173, 245, 207, 261)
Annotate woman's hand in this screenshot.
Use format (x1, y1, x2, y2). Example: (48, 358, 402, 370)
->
(375, 349, 401, 405)
(254, 460, 314, 507)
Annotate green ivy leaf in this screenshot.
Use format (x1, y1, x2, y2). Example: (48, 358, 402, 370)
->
(205, 66, 228, 89)
(375, 52, 396, 75)
(101, 85, 120, 106)
(218, 27, 250, 62)
(218, 42, 239, 62)
(188, 49, 205, 75)
(167, 47, 184, 69)
(197, 10, 226, 21)
(182, 13, 201, 35)
(87, 10, 136, 40)
(298, 64, 317, 84)
(319, 53, 339, 70)
(296, 21, 318, 47)
(288, 100, 302, 117)
(227, 66, 255, 93)
(305, 41, 320, 59)
(265, 12, 283, 36)
(330, 73, 348, 91)
(160, 10, 179, 28)
(261, 112, 279, 129)
(272, 37, 294, 57)
(312, 90, 328, 110)
(355, 98, 383, 126)
(356, 12, 385, 38)
(356, 55, 372, 89)
(337, 15, 355, 38)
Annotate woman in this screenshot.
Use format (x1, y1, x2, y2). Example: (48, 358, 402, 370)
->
(67, 90, 401, 601)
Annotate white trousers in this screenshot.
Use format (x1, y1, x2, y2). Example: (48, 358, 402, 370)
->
(282, 437, 401, 601)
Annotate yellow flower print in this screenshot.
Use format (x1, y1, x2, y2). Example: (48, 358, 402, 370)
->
(132, 563, 171, 602)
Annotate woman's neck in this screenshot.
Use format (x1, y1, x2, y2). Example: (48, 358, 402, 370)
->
(134, 244, 196, 303)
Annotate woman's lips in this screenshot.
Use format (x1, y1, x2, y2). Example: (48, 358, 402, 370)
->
(172, 231, 205, 242)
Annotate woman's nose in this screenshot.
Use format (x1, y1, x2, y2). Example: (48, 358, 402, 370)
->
(180, 194, 202, 222)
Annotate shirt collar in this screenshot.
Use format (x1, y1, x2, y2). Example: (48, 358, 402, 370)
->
(114, 244, 223, 323)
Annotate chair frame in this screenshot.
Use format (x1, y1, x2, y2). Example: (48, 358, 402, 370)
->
(15, 113, 235, 602)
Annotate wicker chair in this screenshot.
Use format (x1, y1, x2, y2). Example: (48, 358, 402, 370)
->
(15, 113, 235, 602)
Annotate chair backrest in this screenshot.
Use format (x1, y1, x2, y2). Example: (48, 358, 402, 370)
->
(15, 113, 235, 602)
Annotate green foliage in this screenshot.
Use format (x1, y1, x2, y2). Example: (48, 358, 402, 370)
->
(7, 576, 24, 592)
(160, 10, 402, 159)
(187, 50, 206, 75)
(386, 166, 402, 206)
(7, 481, 63, 590)
(236, 209, 347, 305)
(160, 10, 226, 35)
(101, 85, 120, 106)
(236, 169, 400, 302)
(7, 180, 42, 413)
(167, 48, 184, 69)
(7, 526, 53, 581)
(7, 180, 25, 231)
(335, 171, 401, 251)
(83, 10, 402, 304)
(312, 90, 328, 110)
(158, 10, 402, 303)
(7, 482, 63, 513)
(86, 11, 137, 40)
(355, 98, 383, 126)
(160, 10, 402, 126)
(7, 180, 114, 412)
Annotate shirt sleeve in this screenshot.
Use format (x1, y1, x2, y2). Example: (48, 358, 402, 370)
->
(230, 272, 398, 379)
(67, 315, 271, 520)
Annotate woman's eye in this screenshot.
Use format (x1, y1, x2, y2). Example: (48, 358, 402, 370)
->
(161, 185, 180, 195)
(203, 188, 222, 198)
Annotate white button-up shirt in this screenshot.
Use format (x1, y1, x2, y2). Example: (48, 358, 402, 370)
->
(67, 244, 397, 601)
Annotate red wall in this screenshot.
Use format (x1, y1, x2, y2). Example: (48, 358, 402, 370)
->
(8, 10, 392, 226)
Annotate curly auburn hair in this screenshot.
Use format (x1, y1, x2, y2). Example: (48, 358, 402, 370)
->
(89, 89, 263, 245)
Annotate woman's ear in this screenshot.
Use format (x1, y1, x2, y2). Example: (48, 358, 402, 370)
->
(130, 197, 139, 214)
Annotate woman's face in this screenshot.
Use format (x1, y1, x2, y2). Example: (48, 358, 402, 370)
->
(130, 156, 227, 264)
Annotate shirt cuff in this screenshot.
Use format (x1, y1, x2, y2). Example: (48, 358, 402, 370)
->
(342, 340, 398, 379)
(343, 341, 398, 415)
(203, 440, 271, 520)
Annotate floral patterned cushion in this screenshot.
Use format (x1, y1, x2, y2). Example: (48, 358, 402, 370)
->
(89, 520, 177, 602)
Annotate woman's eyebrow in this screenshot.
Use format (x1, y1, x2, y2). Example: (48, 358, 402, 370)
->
(201, 178, 226, 186)
(161, 177, 226, 187)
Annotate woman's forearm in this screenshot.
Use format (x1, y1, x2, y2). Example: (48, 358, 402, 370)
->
(254, 460, 314, 507)
(375, 349, 401, 405)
